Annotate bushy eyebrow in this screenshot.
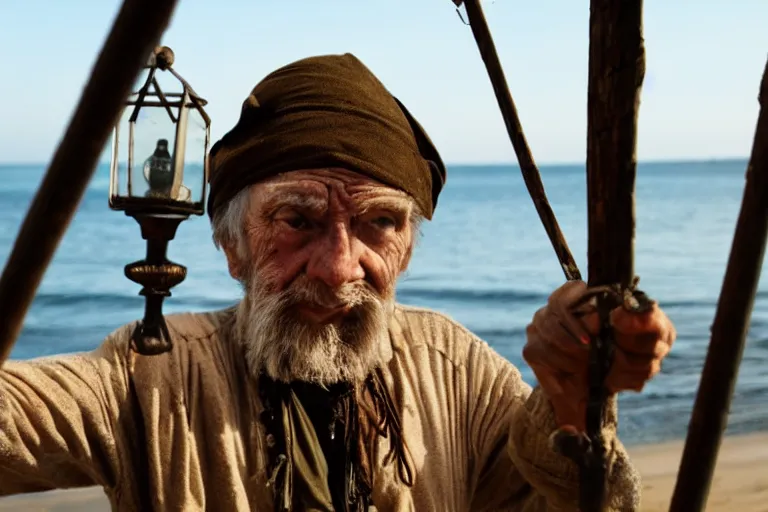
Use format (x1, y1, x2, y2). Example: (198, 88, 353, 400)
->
(259, 188, 413, 218)
(262, 191, 327, 214)
(356, 196, 413, 216)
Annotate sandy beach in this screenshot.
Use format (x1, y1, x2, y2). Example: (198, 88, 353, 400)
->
(631, 432, 768, 511)
(0, 432, 765, 511)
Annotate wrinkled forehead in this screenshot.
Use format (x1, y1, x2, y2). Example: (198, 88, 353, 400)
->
(252, 168, 415, 214)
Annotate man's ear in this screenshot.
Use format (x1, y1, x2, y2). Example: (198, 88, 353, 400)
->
(221, 241, 244, 281)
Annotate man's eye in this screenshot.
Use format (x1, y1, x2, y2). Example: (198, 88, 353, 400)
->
(371, 216, 396, 229)
(282, 215, 310, 230)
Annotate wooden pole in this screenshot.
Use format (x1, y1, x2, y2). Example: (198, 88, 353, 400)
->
(582, 0, 645, 509)
(669, 57, 768, 512)
(460, 0, 582, 282)
(0, 0, 181, 365)
(458, 1, 646, 508)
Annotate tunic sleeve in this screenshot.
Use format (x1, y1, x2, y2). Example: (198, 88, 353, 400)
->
(0, 324, 133, 497)
(466, 336, 641, 511)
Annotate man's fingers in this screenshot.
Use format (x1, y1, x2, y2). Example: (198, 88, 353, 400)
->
(538, 289, 595, 346)
(524, 321, 589, 372)
(523, 338, 587, 375)
(529, 308, 581, 350)
(606, 348, 663, 393)
(610, 303, 657, 331)
(611, 303, 676, 344)
(547, 280, 588, 309)
(614, 331, 672, 359)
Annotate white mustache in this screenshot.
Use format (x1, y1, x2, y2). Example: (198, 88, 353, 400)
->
(281, 277, 379, 310)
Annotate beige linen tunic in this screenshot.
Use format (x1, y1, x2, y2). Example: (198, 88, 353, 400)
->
(0, 304, 640, 511)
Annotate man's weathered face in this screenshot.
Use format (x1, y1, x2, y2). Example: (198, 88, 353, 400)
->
(224, 168, 417, 385)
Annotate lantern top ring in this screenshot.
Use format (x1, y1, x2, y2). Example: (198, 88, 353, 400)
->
(150, 46, 175, 70)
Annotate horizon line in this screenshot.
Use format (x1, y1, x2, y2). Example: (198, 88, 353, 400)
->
(0, 155, 750, 168)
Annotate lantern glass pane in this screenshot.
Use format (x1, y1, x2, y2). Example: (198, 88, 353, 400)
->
(111, 95, 181, 200)
(181, 105, 208, 206)
(111, 106, 131, 199)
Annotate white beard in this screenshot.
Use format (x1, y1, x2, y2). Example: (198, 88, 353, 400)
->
(234, 272, 393, 386)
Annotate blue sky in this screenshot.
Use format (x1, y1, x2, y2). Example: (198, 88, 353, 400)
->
(1, 0, 766, 164)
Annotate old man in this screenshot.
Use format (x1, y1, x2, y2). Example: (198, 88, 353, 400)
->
(0, 54, 674, 511)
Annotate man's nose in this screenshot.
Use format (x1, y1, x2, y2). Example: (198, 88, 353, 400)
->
(306, 221, 365, 289)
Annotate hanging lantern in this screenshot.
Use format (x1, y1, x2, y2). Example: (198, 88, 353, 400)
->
(108, 45, 211, 355)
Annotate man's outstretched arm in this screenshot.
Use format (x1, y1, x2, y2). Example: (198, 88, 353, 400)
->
(0, 324, 134, 497)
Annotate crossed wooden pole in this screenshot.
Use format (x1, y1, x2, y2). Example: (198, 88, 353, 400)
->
(0, 0, 766, 510)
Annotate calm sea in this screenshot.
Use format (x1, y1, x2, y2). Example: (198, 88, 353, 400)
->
(1, 161, 766, 446)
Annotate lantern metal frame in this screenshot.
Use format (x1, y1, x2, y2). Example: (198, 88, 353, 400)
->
(109, 45, 211, 216)
(108, 46, 211, 356)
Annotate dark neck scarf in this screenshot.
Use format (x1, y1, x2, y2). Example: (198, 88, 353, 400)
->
(258, 368, 413, 512)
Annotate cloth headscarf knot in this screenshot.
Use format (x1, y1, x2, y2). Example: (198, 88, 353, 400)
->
(206, 53, 447, 220)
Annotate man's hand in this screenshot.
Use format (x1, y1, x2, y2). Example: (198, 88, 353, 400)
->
(522, 280, 676, 431)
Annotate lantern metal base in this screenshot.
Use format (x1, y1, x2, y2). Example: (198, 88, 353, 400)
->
(124, 212, 188, 355)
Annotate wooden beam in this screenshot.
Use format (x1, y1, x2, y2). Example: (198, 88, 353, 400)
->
(582, 0, 646, 509)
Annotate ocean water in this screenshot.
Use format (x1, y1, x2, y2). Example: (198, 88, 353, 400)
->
(1, 160, 766, 447)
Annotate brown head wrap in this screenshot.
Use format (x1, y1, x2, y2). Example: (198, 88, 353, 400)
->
(207, 53, 446, 220)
